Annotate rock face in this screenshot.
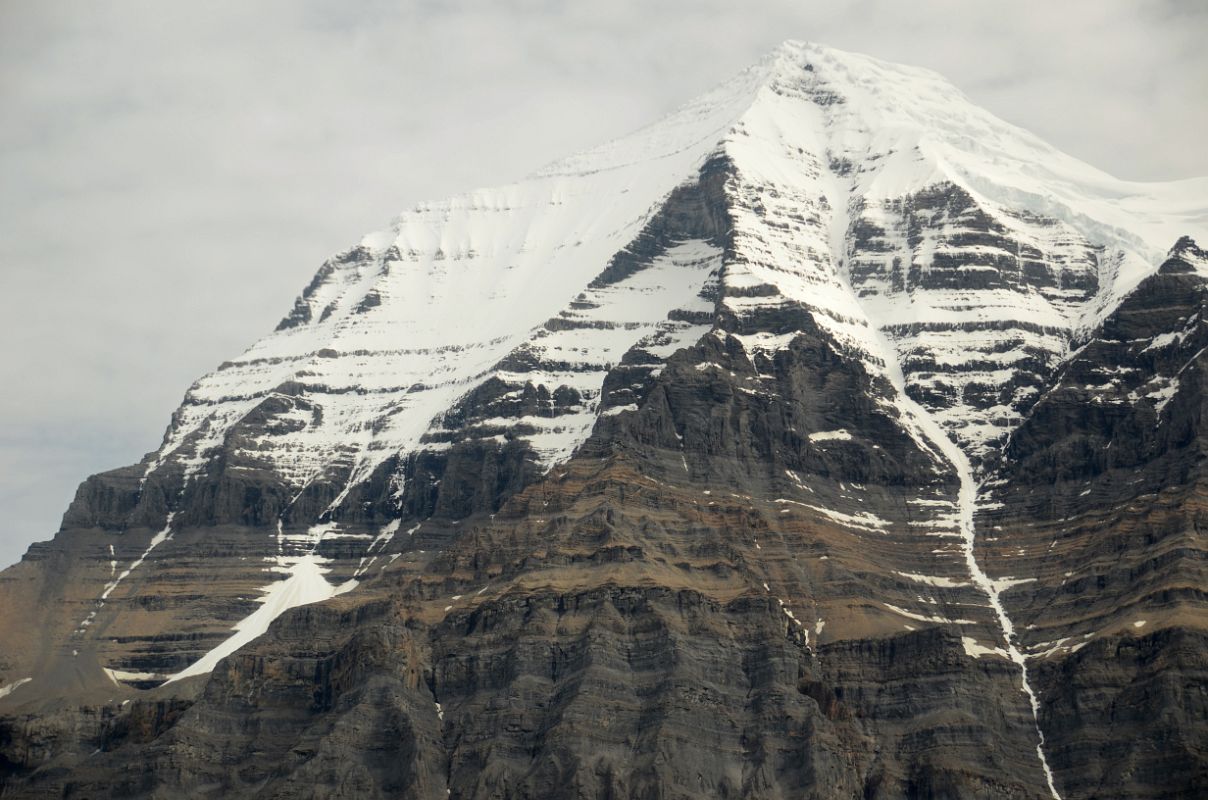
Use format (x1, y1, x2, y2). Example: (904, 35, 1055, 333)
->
(978, 238, 1208, 799)
(1, 42, 1206, 799)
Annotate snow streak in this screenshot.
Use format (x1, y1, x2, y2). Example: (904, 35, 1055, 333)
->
(881, 343, 1062, 799)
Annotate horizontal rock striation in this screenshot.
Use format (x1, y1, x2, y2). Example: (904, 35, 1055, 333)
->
(3, 41, 1206, 800)
(977, 238, 1208, 798)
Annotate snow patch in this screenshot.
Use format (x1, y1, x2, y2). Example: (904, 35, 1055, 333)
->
(894, 571, 968, 588)
(104, 668, 166, 685)
(882, 603, 975, 626)
(774, 498, 890, 532)
(166, 551, 357, 683)
(1141, 331, 1186, 352)
(0, 678, 32, 700)
(600, 404, 639, 417)
(961, 636, 1009, 660)
(989, 576, 1037, 594)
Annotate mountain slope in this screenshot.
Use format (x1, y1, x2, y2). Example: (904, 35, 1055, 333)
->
(100, 41, 1208, 525)
(1, 41, 1205, 800)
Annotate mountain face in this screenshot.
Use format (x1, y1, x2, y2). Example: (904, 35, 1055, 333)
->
(2, 41, 1206, 799)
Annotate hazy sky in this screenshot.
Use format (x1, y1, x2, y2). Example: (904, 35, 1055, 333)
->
(1, 0, 1205, 567)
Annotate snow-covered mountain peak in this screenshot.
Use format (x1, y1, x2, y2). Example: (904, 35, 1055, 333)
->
(749, 42, 1199, 260)
(8, 45, 1208, 794)
(142, 42, 1205, 513)
(691, 43, 1206, 465)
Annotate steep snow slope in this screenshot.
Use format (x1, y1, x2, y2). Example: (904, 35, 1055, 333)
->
(717, 42, 1204, 464)
(143, 41, 1204, 510)
(142, 64, 762, 501)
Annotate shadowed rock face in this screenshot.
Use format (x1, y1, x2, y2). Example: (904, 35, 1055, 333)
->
(977, 239, 1208, 799)
(2, 44, 1207, 800)
(0, 322, 1052, 798)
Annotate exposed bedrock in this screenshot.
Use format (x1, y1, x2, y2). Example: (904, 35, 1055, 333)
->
(3, 40, 1207, 799)
(978, 240, 1208, 799)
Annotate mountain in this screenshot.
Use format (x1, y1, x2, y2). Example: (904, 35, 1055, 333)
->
(2, 41, 1206, 799)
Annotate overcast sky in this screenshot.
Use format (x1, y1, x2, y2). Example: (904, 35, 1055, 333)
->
(1, 0, 1205, 567)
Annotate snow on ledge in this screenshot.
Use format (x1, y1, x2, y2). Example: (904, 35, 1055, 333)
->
(894, 570, 969, 588)
(165, 553, 357, 683)
(962, 636, 1009, 659)
(104, 668, 166, 685)
(0, 677, 31, 700)
(808, 429, 853, 442)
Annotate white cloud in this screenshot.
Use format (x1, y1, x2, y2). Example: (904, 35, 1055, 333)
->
(0, 0, 1204, 566)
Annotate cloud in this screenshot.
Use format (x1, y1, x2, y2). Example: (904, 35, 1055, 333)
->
(0, 0, 1204, 566)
